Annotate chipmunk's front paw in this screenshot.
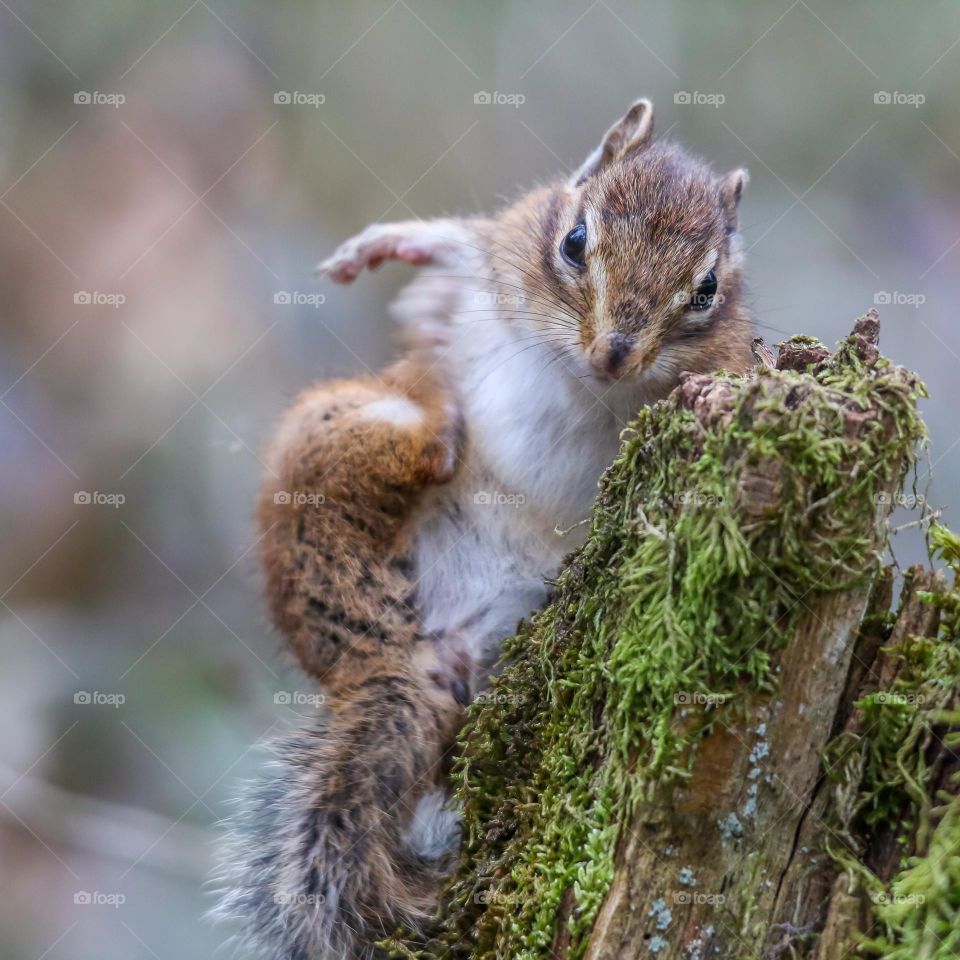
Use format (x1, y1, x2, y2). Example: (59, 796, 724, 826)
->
(420, 399, 464, 485)
(317, 224, 436, 283)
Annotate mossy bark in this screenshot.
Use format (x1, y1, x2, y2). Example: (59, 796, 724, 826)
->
(390, 313, 960, 960)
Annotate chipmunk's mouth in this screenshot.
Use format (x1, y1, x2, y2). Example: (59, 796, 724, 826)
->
(586, 331, 647, 382)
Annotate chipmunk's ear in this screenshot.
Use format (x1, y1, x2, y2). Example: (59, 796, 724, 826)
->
(721, 168, 749, 229)
(571, 98, 654, 187)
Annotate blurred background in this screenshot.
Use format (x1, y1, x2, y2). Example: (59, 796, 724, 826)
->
(0, 1, 957, 956)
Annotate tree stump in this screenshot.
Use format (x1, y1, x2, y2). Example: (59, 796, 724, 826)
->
(389, 312, 960, 960)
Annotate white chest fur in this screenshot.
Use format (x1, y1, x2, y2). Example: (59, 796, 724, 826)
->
(413, 317, 634, 674)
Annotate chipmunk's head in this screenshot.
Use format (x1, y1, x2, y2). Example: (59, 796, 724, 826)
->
(534, 99, 749, 388)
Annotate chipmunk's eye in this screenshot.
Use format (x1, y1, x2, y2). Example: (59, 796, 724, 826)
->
(689, 269, 717, 311)
(561, 223, 587, 268)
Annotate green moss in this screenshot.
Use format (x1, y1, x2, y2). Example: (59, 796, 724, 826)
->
(388, 327, 925, 960)
(825, 524, 960, 959)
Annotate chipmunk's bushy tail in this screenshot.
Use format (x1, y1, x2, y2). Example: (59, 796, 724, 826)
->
(214, 675, 463, 960)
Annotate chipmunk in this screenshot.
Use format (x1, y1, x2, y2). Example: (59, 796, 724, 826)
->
(216, 98, 754, 959)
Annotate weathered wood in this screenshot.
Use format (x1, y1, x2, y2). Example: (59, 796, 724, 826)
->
(579, 562, 882, 960)
(578, 565, 953, 960)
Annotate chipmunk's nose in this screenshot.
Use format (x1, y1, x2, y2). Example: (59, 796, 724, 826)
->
(589, 331, 635, 380)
